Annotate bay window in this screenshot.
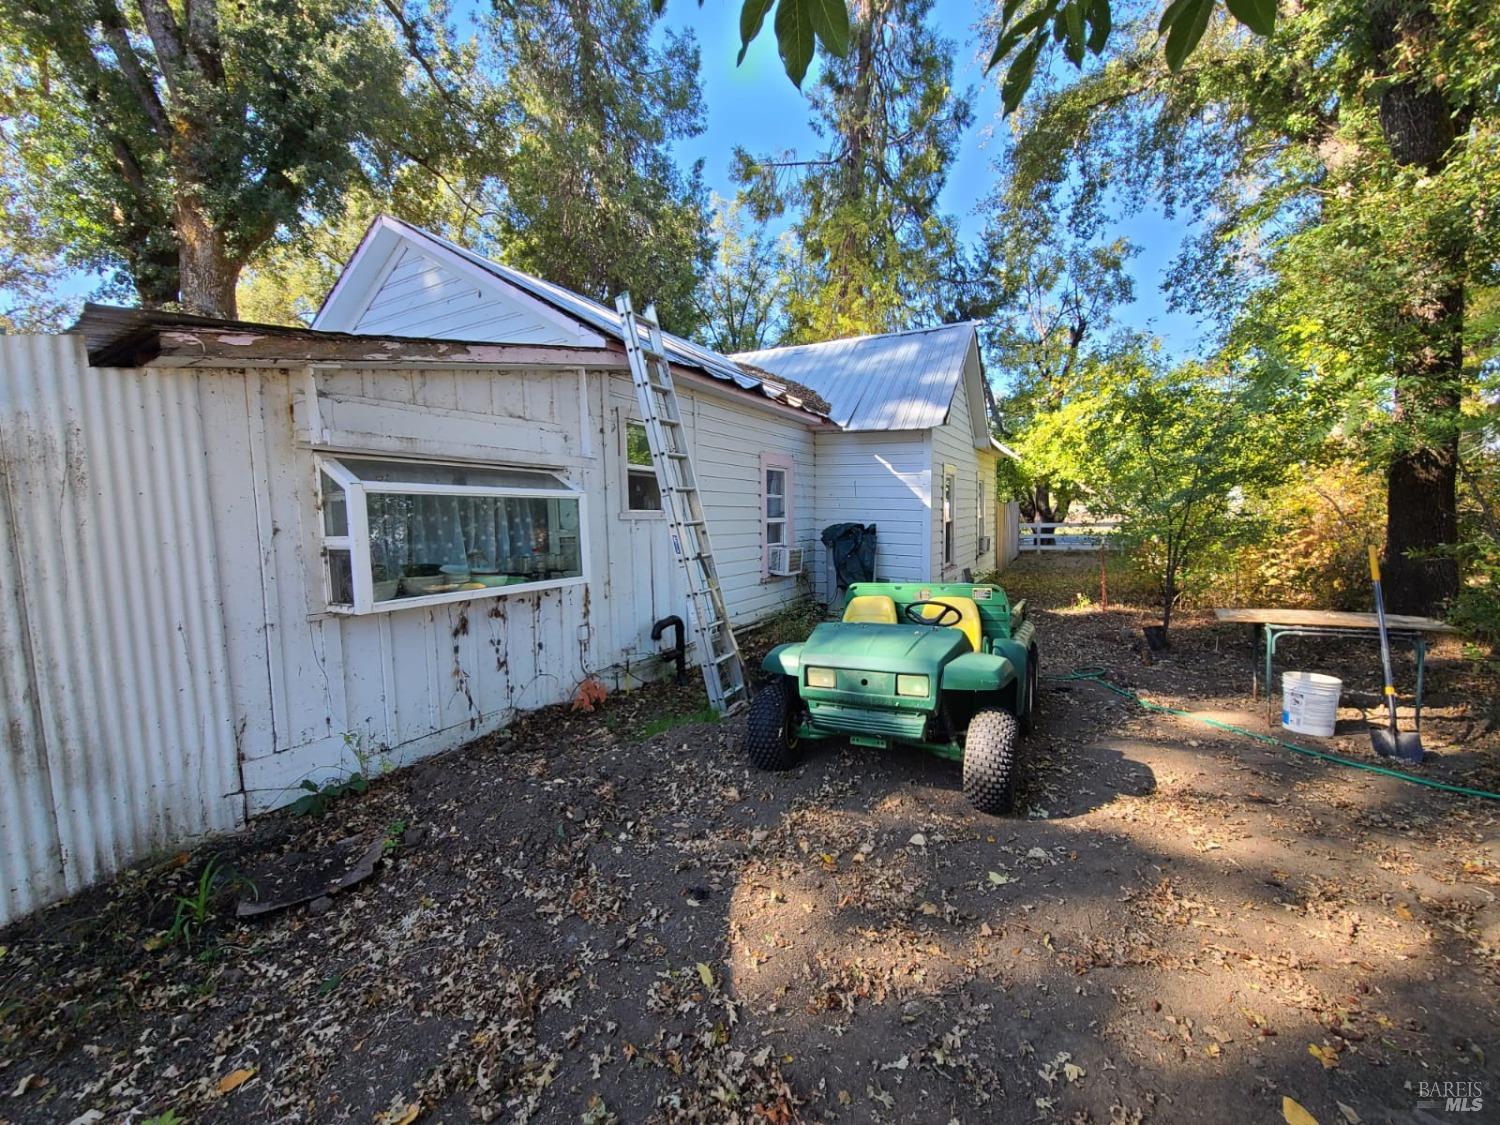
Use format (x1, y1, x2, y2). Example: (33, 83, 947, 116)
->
(317, 456, 585, 613)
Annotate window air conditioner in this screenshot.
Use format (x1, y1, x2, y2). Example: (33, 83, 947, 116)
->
(768, 546, 803, 576)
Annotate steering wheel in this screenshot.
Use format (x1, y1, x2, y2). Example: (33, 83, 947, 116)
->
(904, 600, 962, 628)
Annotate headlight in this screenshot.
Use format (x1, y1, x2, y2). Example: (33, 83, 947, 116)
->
(896, 674, 930, 698)
(806, 666, 837, 689)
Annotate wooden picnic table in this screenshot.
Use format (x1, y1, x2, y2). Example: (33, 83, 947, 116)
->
(1214, 607, 1458, 721)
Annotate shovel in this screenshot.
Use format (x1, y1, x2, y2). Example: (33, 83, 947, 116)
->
(1368, 546, 1424, 763)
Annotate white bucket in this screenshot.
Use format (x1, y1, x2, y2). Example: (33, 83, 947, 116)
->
(1282, 671, 1342, 737)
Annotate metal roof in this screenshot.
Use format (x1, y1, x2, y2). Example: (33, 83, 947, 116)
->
(733, 322, 977, 432)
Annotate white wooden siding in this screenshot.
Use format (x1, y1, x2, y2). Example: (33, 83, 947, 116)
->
(353, 245, 576, 345)
(811, 429, 930, 599)
(928, 349, 991, 580)
(602, 374, 815, 670)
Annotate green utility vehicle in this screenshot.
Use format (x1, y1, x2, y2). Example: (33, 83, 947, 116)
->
(746, 582, 1038, 814)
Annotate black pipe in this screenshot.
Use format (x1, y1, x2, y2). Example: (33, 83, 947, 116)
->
(651, 615, 687, 684)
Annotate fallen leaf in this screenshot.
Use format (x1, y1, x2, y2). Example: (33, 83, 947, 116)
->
(1395, 902, 1414, 921)
(908, 833, 927, 847)
(10, 1073, 43, 1097)
(1063, 1061, 1085, 1083)
(696, 962, 715, 988)
(988, 871, 1018, 886)
(217, 1067, 256, 1094)
(1308, 1043, 1340, 1069)
(1283, 1095, 1319, 1125)
(1337, 1103, 1361, 1125)
(381, 1104, 421, 1125)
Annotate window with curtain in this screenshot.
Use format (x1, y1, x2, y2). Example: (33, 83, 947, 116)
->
(318, 456, 584, 613)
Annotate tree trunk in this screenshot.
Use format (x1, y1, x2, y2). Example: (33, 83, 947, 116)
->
(175, 198, 239, 318)
(1369, 0, 1464, 615)
(1383, 277, 1463, 612)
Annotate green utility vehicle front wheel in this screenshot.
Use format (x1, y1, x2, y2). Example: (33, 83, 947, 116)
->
(962, 709, 1020, 815)
(746, 678, 801, 771)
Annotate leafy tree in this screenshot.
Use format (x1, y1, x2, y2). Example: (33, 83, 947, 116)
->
(977, 181, 1136, 524)
(0, 0, 411, 317)
(997, 0, 1500, 614)
(489, 0, 711, 333)
(1052, 350, 1301, 633)
(733, 0, 972, 341)
(0, 147, 69, 330)
(693, 196, 789, 354)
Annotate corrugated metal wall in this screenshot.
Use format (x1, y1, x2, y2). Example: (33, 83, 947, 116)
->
(0, 336, 244, 926)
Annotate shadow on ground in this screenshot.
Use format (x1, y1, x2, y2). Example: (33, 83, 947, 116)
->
(2, 558, 1498, 1124)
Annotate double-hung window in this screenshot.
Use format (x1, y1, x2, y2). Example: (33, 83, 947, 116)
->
(761, 452, 793, 573)
(318, 456, 585, 614)
(942, 466, 956, 567)
(977, 472, 987, 548)
(624, 420, 662, 513)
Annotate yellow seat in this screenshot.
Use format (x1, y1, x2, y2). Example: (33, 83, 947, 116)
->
(913, 597, 983, 653)
(842, 594, 898, 626)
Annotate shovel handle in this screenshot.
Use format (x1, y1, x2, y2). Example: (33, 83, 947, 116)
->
(1368, 545, 1381, 582)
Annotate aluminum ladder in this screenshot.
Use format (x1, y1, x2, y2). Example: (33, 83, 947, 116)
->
(614, 294, 749, 715)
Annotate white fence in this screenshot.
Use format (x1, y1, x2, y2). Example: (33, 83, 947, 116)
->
(1019, 520, 1121, 552)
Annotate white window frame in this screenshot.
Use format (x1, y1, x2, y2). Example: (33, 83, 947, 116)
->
(942, 465, 957, 568)
(317, 454, 587, 615)
(977, 471, 987, 545)
(620, 414, 663, 519)
(761, 451, 794, 577)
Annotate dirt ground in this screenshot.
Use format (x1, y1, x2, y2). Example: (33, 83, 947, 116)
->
(3, 556, 1499, 1125)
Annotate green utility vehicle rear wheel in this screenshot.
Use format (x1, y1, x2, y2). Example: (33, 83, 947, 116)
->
(746, 678, 800, 771)
(962, 709, 1020, 815)
(1019, 645, 1039, 735)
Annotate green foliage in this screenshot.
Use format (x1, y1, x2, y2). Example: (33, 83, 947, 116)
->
(693, 195, 790, 353)
(383, 819, 408, 855)
(976, 169, 1137, 519)
(992, 0, 1499, 614)
(141, 1111, 184, 1125)
(717, 0, 1274, 109)
(1203, 457, 1385, 611)
(734, 0, 972, 341)
(288, 773, 369, 819)
(1057, 348, 1307, 630)
(491, 0, 710, 334)
(638, 705, 721, 739)
(0, 0, 412, 314)
(162, 855, 253, 949)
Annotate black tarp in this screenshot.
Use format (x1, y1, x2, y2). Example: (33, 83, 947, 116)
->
(821, 523, 877, 596)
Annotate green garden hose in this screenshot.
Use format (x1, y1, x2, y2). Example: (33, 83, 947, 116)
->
(1050, 667, 1500, 802)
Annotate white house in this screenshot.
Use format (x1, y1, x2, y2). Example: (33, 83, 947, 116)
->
(0, 216, 1017, 924)
(735, 324, 1012, 594)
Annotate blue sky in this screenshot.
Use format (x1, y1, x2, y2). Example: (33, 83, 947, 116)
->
(659, 0, 1203, 360)
(37, 0, 1202, 361)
